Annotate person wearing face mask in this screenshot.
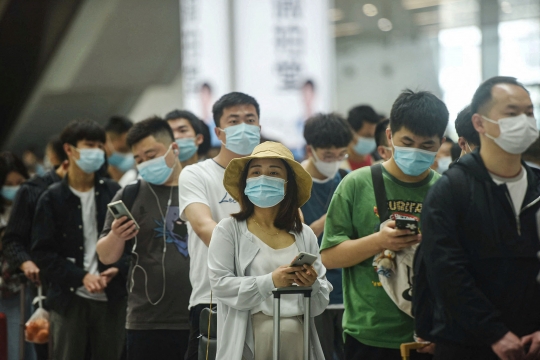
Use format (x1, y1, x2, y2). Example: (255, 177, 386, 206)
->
(414, 77, 540, 360)
(31, 120, 128, 360)
(454, 105, 481, 158)
(321, 90, 448, 360)
(0, 152, 32, 360)
(343, 105, 380, 170)
(432, 137, 454, 174)
(178, 92, 261, 359)
(208, 141, 331, 360)
(2, 137, 68, 360)
(97, 117, 192, 360)
(165, 109, 205, 167)
(104, 116, 135, 183)
(300, 113, 351, 360)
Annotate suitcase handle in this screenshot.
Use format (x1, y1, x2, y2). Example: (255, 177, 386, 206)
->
(272, 286, 312, 360)
(400, 342, 430, 360)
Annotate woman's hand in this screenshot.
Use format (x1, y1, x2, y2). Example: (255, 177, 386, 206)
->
(110, 216, 138, 241)
(293, 264, 318, 287)
(272, 265, 302, 288)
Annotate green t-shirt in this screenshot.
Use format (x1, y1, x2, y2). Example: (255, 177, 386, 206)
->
(320, 165, 440, 349)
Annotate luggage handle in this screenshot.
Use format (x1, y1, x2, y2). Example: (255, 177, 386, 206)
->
(272, 286, 312, 360)
(400, 342, 430, 360)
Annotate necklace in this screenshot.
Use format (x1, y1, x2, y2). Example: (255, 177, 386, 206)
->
(251, 217, 280, 237)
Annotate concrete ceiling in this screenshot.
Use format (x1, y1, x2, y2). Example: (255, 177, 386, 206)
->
(4, 0, 181, 154)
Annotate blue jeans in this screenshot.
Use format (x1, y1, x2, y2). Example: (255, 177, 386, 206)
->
(0, 291, 36, 360)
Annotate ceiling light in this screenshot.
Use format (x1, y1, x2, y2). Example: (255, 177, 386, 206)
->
(363, 4, 378, 17)
(501, 1, 512, 14)
(378, 18, 393, 32)
(334, 22, 362, 38)
(329, 8, 344, 22)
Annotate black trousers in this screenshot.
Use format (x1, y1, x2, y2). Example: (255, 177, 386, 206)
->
(184, 303, 211, 360)
(344, 334, 433, 360)
(126, 329, 190, 360)
(315, 308, 344, 360)
(434, 341, 498, 360)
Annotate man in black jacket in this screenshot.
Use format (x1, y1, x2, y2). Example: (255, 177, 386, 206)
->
(32, 120, 128, 360)
(414, 76, 540, 360)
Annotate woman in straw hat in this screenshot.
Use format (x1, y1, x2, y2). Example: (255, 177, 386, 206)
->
(208, 142, 332, 360)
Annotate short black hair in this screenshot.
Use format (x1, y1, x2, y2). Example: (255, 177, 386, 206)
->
(471, 76, 529, 115)
(303, 113, 352, 149)
(165, 109, 203, 135)
(455, 105, 480, 147)
(375, 118, 390, 147)
(450, 143, 462, 161)
(212, 92, 260, 127)
(126, 116, 175, 148)
(104, 116, 133, 136)
(303, 80, 315, 91)
(347, 105, 379, 132)
(523, 133, 540, 163)
(197, 120, 211, 156)
(60, 119, 106, 147)
(0, 152, 29, 213)
(389, 89, 449, 139)
(48, 136, 68, 163)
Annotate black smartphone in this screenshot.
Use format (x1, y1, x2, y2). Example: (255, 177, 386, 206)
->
(395, 219, 419, 234)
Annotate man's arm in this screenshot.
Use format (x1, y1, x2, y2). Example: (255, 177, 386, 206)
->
(421, 175, 510, 347)
(184, 203, 217, 247)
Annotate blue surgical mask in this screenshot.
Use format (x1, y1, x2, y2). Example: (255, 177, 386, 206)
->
(220, 123, 260, 155)
(244, 175, 286, 208)
(1, 185, 20, 201)
(137, 146, 175, 185)
(175, 138, 198, 162)
(353, 137, 377, 155)
(108, 152, 135, 172)
(392, 139, 437, 176)
(74, 148, 105, 174)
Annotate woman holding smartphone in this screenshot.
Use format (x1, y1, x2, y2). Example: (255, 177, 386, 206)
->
(208, 142, 331, 360)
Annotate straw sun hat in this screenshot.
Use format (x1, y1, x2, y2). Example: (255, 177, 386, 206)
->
(223, 141, 313, 207)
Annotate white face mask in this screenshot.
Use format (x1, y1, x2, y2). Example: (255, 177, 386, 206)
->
(437, 156, 452, 174)
(311, 147, 341, 179)
(482, 114, 539, 154)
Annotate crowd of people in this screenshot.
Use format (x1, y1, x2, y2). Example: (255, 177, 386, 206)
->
(0, 75, 539, 360)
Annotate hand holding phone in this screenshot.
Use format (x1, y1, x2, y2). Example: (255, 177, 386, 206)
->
(290, 252, 318, 267)
(107, 200, 140, 241)
(395, 219, 419, 235)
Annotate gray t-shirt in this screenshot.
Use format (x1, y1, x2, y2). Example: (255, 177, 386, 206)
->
(102, 180, 191, 330)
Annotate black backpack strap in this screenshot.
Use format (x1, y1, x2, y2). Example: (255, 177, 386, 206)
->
(338, 168, 349, 179)
(370, 163, 390, 224)
(121, 180, 141, 212)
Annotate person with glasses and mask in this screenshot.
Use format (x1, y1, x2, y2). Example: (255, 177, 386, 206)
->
(32, 120, 128, 360)
(208, 141, 331, 360)
(98, 117, 191, 360)
(178, 92, 261, 359)
(300, 112, 351, 360)
(321, 90, 449, 360)
(414, 77, 540, 360)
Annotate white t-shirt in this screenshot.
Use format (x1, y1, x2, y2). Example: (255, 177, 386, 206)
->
(249, 236, 301, 317)
(490, 166, 528, 216)
(69, 186, 107, 302)
(178, 159, 240, 308)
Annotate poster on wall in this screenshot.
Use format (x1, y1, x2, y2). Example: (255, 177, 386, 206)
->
(180, 0, 231, 147)
(233, 0, 333, 159)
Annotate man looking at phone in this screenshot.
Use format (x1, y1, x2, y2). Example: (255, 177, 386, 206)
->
(32, 120, 127, 360)
(301, 112, 352, 360)
(415, 77, 540, 360)
(321, 90, 448, 359)
(97, 117, 191, 360)
(178, 92, 261, 359)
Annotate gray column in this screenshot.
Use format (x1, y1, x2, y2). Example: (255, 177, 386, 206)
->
(480, 0, 500, 80)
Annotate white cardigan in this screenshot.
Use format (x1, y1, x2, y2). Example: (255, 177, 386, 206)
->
(208, 217, 332, 360)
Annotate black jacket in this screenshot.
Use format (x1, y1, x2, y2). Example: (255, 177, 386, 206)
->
(3, 170, 60, 271)
(414, 150, 540, 347)
(31, 175, 127, 314)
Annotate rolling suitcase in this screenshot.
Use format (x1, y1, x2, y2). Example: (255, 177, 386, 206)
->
(272, 286, 312, 360)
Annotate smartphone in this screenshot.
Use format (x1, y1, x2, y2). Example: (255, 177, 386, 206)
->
(107, 200, 140, 230)
(395, 219, 419, 234)
(290, 252, 318, 267)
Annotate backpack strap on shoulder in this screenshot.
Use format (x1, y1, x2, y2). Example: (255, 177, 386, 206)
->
(121, 180, 141, 212)
(370, 163, 390, 224)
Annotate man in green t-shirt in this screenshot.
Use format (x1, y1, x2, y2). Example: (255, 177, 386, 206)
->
(321, 90, 449, 360)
